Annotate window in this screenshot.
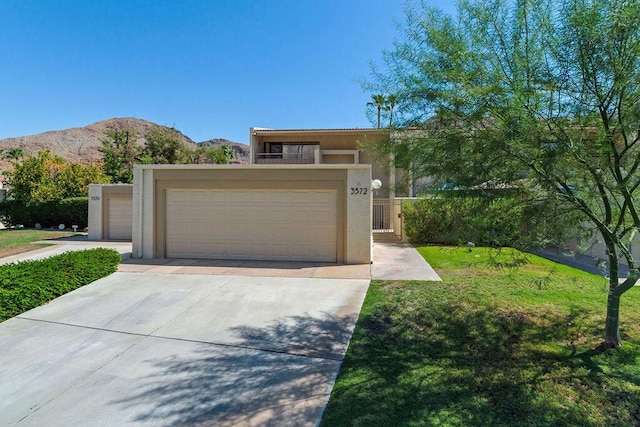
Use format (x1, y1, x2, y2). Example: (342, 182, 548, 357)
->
(265, 142, 318, 160)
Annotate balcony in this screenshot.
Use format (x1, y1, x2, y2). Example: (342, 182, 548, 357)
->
(255, 143, 320, 164)
(255, 153, 315, 164)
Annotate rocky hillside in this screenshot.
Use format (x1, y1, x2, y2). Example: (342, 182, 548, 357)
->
(0, 118, 250, 175)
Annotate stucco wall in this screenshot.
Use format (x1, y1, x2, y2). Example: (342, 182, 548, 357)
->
(132, 164, 372, 264)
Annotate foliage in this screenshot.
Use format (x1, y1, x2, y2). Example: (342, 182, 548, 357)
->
(0, 248, 121, 322)
(183, 145, 231, 164)
(322, 247, 640, 426)
(140, 126, 189, 164)
(0, 197, 89, 228)
(403, 194, 586, 248)
(99, 126, 141, 183)
(4, 151, 109, 202)
(367, 0, 640, 346)
(98, 126, 233, 180)
(403, 195, 523, 246)
(3, 148, 24, 160)
(366, 94, 398, 128)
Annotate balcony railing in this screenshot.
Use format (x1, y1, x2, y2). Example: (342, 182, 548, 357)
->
(255, 153, 315, 164)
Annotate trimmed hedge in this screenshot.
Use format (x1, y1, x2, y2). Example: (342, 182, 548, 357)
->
(403, 196, 525, 246)
(0, 248, 121, 322)
(0, 197, 88, 228)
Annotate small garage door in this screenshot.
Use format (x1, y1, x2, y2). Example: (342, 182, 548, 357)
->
(107, 197, 133, 240)
(165, 189, 337, 262)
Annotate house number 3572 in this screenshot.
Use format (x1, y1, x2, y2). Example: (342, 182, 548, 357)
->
(350, 187, 368, 195)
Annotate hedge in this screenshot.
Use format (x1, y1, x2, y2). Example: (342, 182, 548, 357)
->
(0, 248, 121, 322)
(0, 197, 88, 228)
(402, 196, 525, 246)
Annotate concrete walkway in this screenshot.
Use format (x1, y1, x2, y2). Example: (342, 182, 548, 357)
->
(0, 234, 132, 265)
(372, 242, 442, 281)
(0, 271, 369, 426)
(0, 236, 440, 426)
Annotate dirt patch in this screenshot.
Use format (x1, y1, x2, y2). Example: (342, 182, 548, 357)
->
(0, 244, 48, 259)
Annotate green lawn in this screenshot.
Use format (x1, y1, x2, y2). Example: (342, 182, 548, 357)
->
(0, 229, 75, 257)
(321, 246, 640, 426)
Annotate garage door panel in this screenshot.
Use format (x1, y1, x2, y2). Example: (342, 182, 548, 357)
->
(165, 189, 337, 262)
(107, 198, 133, 240)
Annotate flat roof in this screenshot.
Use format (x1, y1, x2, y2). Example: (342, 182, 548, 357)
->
(133, 163, 371, 170)
(251, 127, 386, 134)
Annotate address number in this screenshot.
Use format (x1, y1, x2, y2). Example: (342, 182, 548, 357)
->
(350, 187, 368, 195)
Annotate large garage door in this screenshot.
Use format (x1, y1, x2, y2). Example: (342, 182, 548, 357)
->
(165, 189, 337, 262)
(107, 197, 133, 240)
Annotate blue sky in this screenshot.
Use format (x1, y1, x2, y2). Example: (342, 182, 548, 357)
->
(0, 0, 455, 145)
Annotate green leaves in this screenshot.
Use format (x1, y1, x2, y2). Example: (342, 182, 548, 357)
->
(0, 248, 121, 322)
(5, 151, 110, 203)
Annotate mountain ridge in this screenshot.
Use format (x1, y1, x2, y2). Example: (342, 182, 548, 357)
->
(0, 118, 249, 175)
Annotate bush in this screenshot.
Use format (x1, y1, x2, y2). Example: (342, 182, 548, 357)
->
(0, 197, 88, 228)
(403, 195, 525, 246)
(0, 248, 121, 321)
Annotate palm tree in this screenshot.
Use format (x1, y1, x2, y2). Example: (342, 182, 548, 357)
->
(386, 94, 398, 127)
(367, 94, 387, 128)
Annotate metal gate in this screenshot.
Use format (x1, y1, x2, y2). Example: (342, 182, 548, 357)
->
(373, 198, 402, 239)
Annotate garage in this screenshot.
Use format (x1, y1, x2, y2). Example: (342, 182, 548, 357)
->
(132, 165, 372, 265)
(107, 197, 133, 240)
(88, 184, 133, 241)
(165, 189, 337, 262)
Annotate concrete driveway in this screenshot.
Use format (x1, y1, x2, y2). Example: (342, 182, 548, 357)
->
(0, 268, 369, 426)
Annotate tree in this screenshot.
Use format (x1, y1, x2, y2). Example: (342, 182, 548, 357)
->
(141, 126, 189, 164)
(368, 0, 640, 347)
(5, 148, 24, 160)
(99, 127, 141, 183)
(221, 145, 235, 161)
(385, 94, 398, 128)
(5, 151, 109, 202)
(184, 146, 230, 164)
(367, 94, 388, 128)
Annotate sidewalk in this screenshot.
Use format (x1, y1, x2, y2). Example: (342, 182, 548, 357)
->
(0, 234, 132, 265)
(372, 242, 441, 281)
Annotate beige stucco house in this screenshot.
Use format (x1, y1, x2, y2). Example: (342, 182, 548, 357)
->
(90, 127, 407, 263)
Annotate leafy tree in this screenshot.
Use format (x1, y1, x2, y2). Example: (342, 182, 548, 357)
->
(184, 146, 230, 164)
(5, 151, 109, 202)
(99, 127, 141, 183)
(5, 148, 24, 160)
(368, 0, 640, 347)
(221, 145, 235, 161)
(141, 126, 189, 164)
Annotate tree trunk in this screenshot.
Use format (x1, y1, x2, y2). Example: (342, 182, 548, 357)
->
(605, 285, 622, 347)
(605, 271, 640, 346)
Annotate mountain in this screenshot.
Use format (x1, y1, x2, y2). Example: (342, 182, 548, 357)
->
(0, 118, 250, 175)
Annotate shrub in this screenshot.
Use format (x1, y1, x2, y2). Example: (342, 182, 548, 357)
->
(0, 197, 88, 228)
(402, 195, 525, 246)
(0, 248, 121, 321)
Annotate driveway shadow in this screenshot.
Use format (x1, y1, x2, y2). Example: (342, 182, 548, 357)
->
(112, 313, 357, 426)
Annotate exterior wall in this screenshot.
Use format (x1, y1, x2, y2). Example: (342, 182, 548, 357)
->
(88, 184, 133, 240)
(566, 230, 640, 267)
(132, 164, 372, 264)
(250, 128, 397, 197)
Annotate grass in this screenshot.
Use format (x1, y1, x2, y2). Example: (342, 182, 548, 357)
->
(0, 229, 76, 258)
(321, 246, 640, 426)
